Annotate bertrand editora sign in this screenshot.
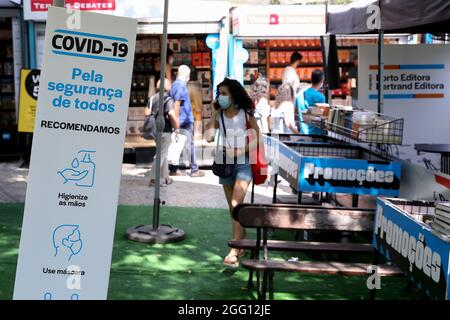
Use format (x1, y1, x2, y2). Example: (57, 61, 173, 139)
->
(358, 44, 450, 164)
(13, 6, 136, 300)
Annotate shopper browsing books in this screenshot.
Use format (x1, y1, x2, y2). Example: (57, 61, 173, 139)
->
(269, 84, 299, 134)
(208, 78, 262, 268)
(281, 51, 303, 94)
(168, 65, 205, 177)
(146, 79, 178, 187)
(250, 77, 271, 134)
(298, 69, 326, 135)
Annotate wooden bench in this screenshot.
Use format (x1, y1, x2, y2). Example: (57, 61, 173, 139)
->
(229, 203, 403, 300)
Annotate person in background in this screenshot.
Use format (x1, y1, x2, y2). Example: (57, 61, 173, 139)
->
(154, 48, 174, 84)
(187, 71, 203, 139)
(281, 51, 303, 94)
(169, 65, 205, 177)
(347, 54, 358, 107)
(269, 84, 299, 134)
(185, 72, 203, 165)
(301, 69, 326, 135)
(146, 79, 178, 187)
(207, 78, 261, 268)
(250, 77, 271, 134)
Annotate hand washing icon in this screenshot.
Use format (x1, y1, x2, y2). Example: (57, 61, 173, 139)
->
(58, 150, 96, 187)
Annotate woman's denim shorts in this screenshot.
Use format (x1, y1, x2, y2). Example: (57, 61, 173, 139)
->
(219, 162, 253, 186)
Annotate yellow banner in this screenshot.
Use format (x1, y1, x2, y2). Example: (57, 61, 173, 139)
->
(18, 69, 40, 133)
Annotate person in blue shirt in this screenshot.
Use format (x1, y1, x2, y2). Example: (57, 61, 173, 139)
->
(169, 65, 205, 177)
(295, 69, 326, 135)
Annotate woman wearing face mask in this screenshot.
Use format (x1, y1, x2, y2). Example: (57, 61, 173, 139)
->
(208, 78, 261, 267)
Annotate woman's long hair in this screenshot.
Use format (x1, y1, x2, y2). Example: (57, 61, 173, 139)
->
(213, 78, 255, 115)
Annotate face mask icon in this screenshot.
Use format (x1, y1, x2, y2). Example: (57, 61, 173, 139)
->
(53, 225, 83, 261)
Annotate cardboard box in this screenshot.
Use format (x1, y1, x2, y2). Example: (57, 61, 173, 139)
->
(180, 38, 189, 52)
(285, 51, 293, 63)
(173, 53, 183, 66)
(276, 68, 283, 80)
(192, 52, 202, 67)
(197, 39, 207, 51)
(316, 51, 323, 62)
(135, 39, 143, 53)
(168, 39, 181, 52)
(149, 38, 160, 53)
(270, 52, 278, 64)
(243, 39, 258, 48)
(300, 51, 308, 63)
(187, 38, 197, 52)
(182, 53, 192, 65)
(258, 50, 266, 64)
(248, 49, 259, 64)
(278, 51, 286, 64)
(142, 38, 152, 53)
(202, 52, 211, 67)
(269, 68, 276, 80)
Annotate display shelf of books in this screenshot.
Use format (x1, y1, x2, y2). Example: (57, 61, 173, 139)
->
(432, 202, 450, 241)
(304, 106, 404, 145)
(266, 39, 323, 86)
(242, 40, 267, 86)
(127, 35, 213, 140)
(0, 24, 15, 127)
(333, 37, 400, 100)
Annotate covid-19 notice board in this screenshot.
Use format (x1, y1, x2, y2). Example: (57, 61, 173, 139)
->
(13, 7, 136, 300)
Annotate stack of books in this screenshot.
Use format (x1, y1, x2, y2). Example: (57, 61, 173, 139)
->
(432, 202, 450, 240)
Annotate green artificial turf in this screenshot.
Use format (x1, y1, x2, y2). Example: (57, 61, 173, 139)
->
(0, 203, 422, 300)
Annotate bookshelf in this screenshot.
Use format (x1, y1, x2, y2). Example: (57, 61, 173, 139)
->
(127, 34, 213, 141)
(0, 21, 15, 127)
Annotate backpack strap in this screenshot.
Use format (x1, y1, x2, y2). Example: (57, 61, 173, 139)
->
(148, 95, 155, 115)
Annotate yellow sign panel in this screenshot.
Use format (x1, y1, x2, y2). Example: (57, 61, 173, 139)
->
(18, 69, 40, 133)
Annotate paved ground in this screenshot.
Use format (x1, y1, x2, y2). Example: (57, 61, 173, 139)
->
(0, 161, 296, 209)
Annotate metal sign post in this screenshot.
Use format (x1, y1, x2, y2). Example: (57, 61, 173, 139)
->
(127, 0, 185, 244)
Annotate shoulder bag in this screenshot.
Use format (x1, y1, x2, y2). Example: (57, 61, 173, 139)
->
(212, 111, 234, 178)
(245, 113, 268, 185)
